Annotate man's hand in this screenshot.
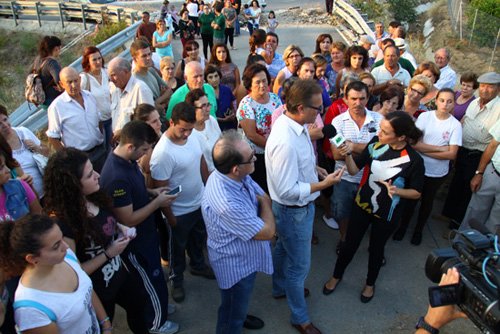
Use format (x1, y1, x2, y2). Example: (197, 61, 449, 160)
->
(316, 166, 328, 180)
(154, 191, 178, 208)
(420, 268, 467, 331)
(470, 174, 483, 193)
(323, 167, 345, 186)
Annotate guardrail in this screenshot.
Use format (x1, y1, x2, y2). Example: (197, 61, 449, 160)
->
(333, 0, 374, 42)
(0, 1, 139, 29)
(9, 20, 140, 131)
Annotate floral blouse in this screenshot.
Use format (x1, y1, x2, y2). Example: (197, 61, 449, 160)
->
(237, 92, 282, 154)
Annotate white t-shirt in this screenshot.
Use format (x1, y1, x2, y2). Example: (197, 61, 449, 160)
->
(13, 127, 44, 196)
(186, 2, 199, 17)
(150, 133, 205, 216)
(14, 249, 99, 334)
(416, 110, 462, 177)
(80, 68, 112, 121)
(191, 116, 222, 173)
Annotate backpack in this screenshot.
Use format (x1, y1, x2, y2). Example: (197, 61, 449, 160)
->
(25, 58, 49, 106)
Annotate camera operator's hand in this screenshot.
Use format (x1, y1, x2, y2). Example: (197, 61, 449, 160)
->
(416, 268, 467, 333)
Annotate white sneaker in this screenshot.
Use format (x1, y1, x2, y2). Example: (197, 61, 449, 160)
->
(323, 215, 339, 229)
(168, 303, 176, 315)
(150, 320, 179, 334)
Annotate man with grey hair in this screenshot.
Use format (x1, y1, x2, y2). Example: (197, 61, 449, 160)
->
(202, 129, 275, 333)
(165, 61, 217, 120)
(266, 79, 343, 334)
(108, 57, 154, 132)
(434, 48, 457, 89)
(46, 66, 106, 170)
(443, 72, 500, 229)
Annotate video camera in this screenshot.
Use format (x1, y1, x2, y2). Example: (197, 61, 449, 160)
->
(425, 227, 500, 333)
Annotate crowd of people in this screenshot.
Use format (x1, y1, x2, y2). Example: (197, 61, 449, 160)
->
(0, 3, 498, 334)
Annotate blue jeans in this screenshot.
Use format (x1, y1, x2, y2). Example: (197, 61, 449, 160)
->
(331, 179, 358, 221)
(235, 17, 240, 35)
(216, 272, 256, 334)
(272, 201, 314, 325)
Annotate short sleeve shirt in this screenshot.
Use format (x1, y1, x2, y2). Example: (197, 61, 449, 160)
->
(237, 93, 282, 154)
(354, 137, 424, 223)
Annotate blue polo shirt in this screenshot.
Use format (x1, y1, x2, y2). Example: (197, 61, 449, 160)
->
(100, 153, 158, 251)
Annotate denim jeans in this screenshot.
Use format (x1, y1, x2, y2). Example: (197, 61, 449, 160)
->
(272, 201, 314, 325)
(216, 272, 256, 334)
(235, 18, 240, 35)
(170, 208, 208, 286)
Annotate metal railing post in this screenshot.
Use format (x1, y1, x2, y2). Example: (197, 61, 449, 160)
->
(35, 2, 42, 27)
(58, 2, 64, 28)
(81, 4, 87, 30)
(10, 1, 17, 26)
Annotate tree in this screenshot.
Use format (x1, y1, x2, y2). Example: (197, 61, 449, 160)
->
(387, 0, 418, 23)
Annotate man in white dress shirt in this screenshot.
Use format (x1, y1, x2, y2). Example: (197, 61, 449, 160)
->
(434, 48, 457, 89)
(46, 67, 106, 170)
(108, 57, 155, 132)
(265, 79, 343, 334)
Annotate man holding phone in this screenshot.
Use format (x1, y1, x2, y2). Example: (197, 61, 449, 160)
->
(151, 102, 214, 304)
(265, 79, 344, 334)
(327, 81, 382, 255)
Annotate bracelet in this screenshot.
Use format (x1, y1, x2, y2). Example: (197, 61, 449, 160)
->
(102, 327, 113, 332)
(100, 316, 110, 326)
(103, 250, 111, 260)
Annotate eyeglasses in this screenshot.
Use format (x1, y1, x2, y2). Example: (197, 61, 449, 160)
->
(239, 151, 256, 165)
(409, 87, 425, 96)
(195, 102, 211, 109)
(306, 104, 323, 113)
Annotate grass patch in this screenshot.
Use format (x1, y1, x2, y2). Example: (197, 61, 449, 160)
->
(91, 21, 128, 45)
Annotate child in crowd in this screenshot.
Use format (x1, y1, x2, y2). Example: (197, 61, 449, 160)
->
(267, 10, 278, 33)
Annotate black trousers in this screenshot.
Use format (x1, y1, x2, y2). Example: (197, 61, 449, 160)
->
(325, 0, 334, 14)
(333, 205, 397, 286)
(201, 33, 213, 60)
(251, 153, 268, 194)
(398, 175, 447, 234)
(225, 27, 234, 47)
(442, 147, 482, 222)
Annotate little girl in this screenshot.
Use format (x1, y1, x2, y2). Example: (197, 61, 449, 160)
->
(267, 10, 278, 33)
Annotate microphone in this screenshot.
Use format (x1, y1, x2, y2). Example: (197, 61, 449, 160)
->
(322, 124, 337, 139)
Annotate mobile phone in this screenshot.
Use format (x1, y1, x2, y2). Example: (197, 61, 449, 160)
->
(126, 227, 137, 238)
(167, 185, 182, 196)
(330, 133, 346, 147)
(428, 283, 461, 307)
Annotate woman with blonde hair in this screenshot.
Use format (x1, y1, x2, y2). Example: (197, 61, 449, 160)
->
(403, 75, 433, 119)
(272, 44, 303, 94)
(160, 56, 184, 92)
(413, 61, 441, 110)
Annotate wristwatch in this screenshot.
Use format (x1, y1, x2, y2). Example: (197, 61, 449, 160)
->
(475, 170, 484, 175)
(415, 316, 439, 334)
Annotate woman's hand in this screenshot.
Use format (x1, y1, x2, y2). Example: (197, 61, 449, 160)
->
(19, 173, 33, 186)
(105, 237, 130, 258)
(379, 179, 398, 199)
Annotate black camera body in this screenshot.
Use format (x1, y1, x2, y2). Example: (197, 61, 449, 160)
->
(425, 229, 500, 333)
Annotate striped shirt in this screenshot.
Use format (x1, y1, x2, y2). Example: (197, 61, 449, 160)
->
(331, 109, 382, 184)
(202, 170, 273, 289)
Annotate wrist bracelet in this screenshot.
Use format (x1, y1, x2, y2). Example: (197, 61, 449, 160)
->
(100, 316, 110, 326)
(103, 250, 111, 260)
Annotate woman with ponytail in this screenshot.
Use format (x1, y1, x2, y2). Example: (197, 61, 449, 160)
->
(0, 215, 110, 333)
(322, 111, 424, 303)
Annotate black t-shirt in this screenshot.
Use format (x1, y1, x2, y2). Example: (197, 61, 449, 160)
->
(100, 153, 159, 251)
(58, 208, 126, 300)
(354, 136, 424, 223)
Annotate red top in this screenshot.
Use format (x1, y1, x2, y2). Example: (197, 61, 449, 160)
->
(322, 98, 349, 158)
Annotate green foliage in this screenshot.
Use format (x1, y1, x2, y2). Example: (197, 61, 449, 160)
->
(387, 0, 418, 23)
(352, 0, 384, 21)
(466, 1, 500, 47)
(19, 33, 39, 54)
(91, 21, 128, 45)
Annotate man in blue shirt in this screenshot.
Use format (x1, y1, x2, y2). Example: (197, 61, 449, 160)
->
(202, 130, 275, 334)
(100, 121, 179, 334)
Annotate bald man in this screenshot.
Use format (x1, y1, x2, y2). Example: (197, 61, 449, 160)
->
(166, 61, 217, 120)
(434, 48, 457, 89)
(108, 57, 154, 132)
(46, 67, 106, 171)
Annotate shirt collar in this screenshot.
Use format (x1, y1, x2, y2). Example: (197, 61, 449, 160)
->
(284, 114, 307, 136)
(60, 90, 90, 103)
(123, 75, 138, 94)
